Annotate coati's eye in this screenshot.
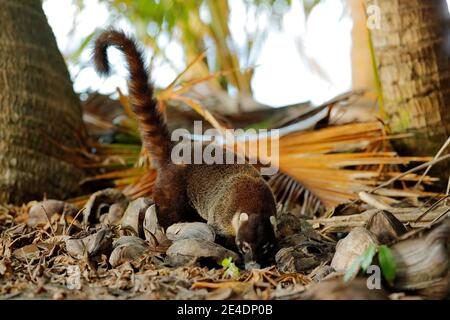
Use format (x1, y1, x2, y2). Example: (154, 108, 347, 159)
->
(241, 242, 251, 253)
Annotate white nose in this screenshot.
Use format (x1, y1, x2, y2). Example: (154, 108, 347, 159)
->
(245, 261, 261, 270)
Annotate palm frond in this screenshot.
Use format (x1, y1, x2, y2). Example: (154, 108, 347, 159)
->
(76, 57, 435, 219)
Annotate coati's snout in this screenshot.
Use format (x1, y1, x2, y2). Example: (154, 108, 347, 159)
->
(234, 212, 277, 269)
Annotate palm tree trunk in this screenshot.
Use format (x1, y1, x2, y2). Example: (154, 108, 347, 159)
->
(365, 0, 450, 158)
(0, 0, 87, 203)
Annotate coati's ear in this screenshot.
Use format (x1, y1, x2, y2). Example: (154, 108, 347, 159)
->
(232, 212, 249, 233)
(270, 216, 277, 231)
(269, 215, 276, 226)
(239, 212, 249, 224)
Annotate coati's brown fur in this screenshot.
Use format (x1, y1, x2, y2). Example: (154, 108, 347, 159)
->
(93, 30, 277, 267)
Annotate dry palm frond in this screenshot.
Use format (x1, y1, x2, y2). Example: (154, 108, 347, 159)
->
(274, 122, 433, 212)
(224, 122, 433, 216)
(268, 172, 323, 216)
(85, 115, 433, 218)
(78, 55, 435, 217)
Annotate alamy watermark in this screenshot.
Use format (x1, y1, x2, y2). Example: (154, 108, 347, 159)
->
(170, 121, 280, 176)
(66, 265, 81, 290)
(366, 265, 382, 290)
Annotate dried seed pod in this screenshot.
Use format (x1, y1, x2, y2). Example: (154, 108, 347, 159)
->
(86, 228, 114, 257)
(415, 270, 450, 299)
(83, 189, 129, 225)
(28, 200, 78, 228)
(366, 210, 407, 244)
(65, 228, 114, 259)
(120, 197, 153, 237)
(102, 201, 129, 225)
(275, 239, 334, 273)
(390, 219, 450, 299)
(109, 236, 149, 267)
(142, 204, 167, 246)
(65, 237, 86, 259)
(275, 213, 305, 239)
(331, 227, 379, 272)
(166, 238, 240, 267)
(166, 222, 215, 242)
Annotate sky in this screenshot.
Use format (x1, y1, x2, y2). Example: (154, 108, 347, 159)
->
(42, 0, 450, 107)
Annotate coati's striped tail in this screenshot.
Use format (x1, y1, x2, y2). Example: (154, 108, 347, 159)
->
(93, 30, 172, 168)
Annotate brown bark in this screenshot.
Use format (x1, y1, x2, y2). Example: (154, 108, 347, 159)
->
(365, 0, 450, 157)
(0, 0, 86, 203)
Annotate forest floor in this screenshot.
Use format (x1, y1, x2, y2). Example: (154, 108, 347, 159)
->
(0, 191, 448, 300)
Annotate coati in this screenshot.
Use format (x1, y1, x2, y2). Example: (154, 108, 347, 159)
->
(93, 30, 277, 268)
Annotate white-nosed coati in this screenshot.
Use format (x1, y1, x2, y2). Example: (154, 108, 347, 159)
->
(93, 30, 277, 268)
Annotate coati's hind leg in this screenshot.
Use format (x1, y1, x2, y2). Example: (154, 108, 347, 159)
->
(152, 166, 202, 229)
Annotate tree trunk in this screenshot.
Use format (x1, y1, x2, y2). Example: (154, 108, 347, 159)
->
(0, 0, 86, 204)
(365, 0, 450, 158)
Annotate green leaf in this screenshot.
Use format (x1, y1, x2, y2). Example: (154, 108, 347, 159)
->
(343, 244, 377, 282)
(378, 245, 396, 283)
(344, 256, 362, 283)
(360, 244, 377, 272)
(221, 257, 240, 279)
(221, 257, 231, 268)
